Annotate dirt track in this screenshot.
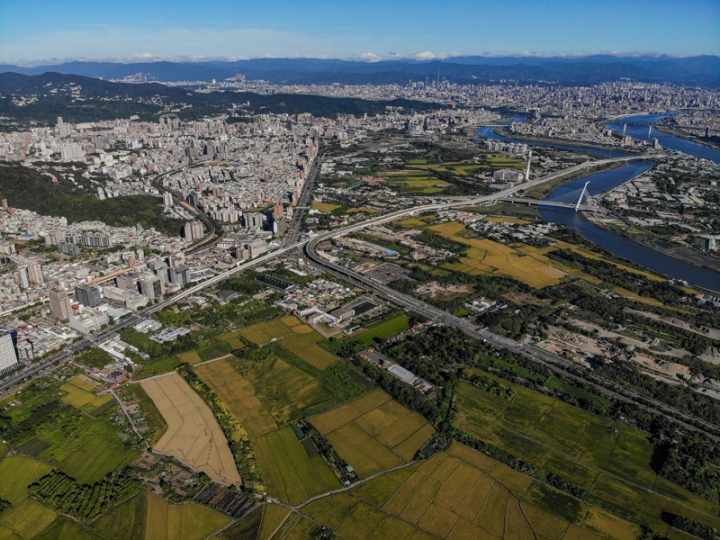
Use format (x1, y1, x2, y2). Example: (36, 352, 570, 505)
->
(141, 372, 241, 485)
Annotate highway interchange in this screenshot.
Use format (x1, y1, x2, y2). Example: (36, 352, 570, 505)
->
(4, 151, 716, 443)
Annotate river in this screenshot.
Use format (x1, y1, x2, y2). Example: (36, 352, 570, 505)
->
(606, 113, 720, 165)
(477, 117, 720, 292)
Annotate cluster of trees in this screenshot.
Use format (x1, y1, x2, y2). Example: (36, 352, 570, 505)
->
(666, 514, 718, 540)
(29, 469, 141, 521)
(544, 472, 585, 499)
(594, 360, 720, 426)
(121, 328, 200, 358)
(0, 499, 10, 514)
(451, 429, 541, 477)
(462, 372, 515, 400)
(0, 399, 78, 447)
(177, 364, 265, 494)
(75, 347, 113, 369)
(653, 424, 720, 505)
(416, 231, 469, 255)
(547, 249, 684, 303)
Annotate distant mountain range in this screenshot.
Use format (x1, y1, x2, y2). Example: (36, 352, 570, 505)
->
(1, 55, 719, 86)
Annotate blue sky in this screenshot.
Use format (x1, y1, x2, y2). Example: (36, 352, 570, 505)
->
(1, 0, 718, 64)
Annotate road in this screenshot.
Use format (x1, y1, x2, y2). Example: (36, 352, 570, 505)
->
(282, 146, 324, 247)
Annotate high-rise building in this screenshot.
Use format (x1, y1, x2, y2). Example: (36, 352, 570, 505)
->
(49, 287, 71, 321)
(57, 242, 81, 257)
(17, 266, 29, 289)
(186, 193, 199, 207)
(244, 213, 263, 229)
(169, 265, 189, 286)
(273, 203, 284, 219)
(27, 261, 43, 285)
(0, 331, 19, 375)
(75, 285, 102, 308)
(183, 220, 204, 241)
(139, 275, 163, 299)
(163, 192, 173, 209)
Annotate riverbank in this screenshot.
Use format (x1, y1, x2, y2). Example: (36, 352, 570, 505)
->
(583, 211, 720, 278)
(495, 128, 631, 153)
(654, 122, 720, 152)
(524, 161, 624, 199)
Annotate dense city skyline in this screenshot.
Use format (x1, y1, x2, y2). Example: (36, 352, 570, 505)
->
(1, 0, 719, 64)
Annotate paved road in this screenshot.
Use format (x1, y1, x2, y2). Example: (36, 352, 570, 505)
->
(282, 146, 324, 247)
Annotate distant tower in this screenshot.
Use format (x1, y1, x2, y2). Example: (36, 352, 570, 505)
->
(622, 123, 627, 136)
(648, 125, 652, 138)
(525, 151, 532, 181)
(437, 70, 440, 87)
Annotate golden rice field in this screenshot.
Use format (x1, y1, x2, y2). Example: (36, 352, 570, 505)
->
(485, 216, 531, 225)
(237, 317, 314, 345)
(140, 373, 241, 485)
(300, 443, 652, 540)
(177, 351, 202, 365)
(311, 202, 342, 213)
(196, 341, 341, 505)
(278, 335, 339, 370)
(61, 380, 114, 410)
(310, 390, 435, 477)
(429, 221, 565, 288)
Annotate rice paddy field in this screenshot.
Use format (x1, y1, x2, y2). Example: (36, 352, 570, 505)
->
(379, 170, 451, 194)
(236, 316, 314, 346)
(310, 201, 342, 213)
(58, 432, 138, 485)
(295, 441, 702, 540)
(140, 372, 241, 485)
(91, 491, 231, 540)
(454, 374, 720, 535)
(0, 498, 58, 540)
(253, 427, 341, 505)
(60, 377, 114, 411)
(309, 390, 435, 477)
(278, 334, 339, 371)
(195, 356, 340, 505)
(177, 351, 202, 365)
(0, 456, 53, 505)
(428, 221, 566, 288)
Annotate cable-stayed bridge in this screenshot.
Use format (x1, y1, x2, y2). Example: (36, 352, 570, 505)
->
(495, 182, 595, 211)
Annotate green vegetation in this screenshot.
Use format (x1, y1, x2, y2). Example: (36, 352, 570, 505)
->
(0, 162, 185, 235)
(356, 314, 409, 344)
(253, 427, 341, 505)
(91, 489, 147, 540)
(309, 390, 435, 477)
(177, 364, 265, 492)
(75, 348, 114, 369)
(29, 469, 141, 521)
(0, 457, 53, 505)
(214, 507, 262, 540)
(548, 248, 684, 304)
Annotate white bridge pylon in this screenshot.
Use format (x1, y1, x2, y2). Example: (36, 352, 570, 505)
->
(542, 181, 592, 212)
(575, 181, 591, 212)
